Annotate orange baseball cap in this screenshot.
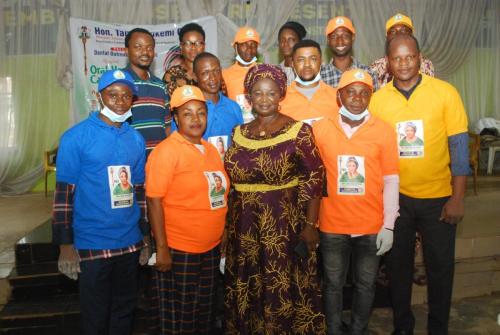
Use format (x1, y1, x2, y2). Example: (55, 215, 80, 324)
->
(170, 85, 206, 109)
(338, 69, 373, 91)
(232, 27, 260, 46)
(325, 16, 356, 36)
(386, 13, 414, 34)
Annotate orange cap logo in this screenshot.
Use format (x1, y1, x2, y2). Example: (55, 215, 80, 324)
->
(354, 71, 365, 80)
(182, 86, 194, 97)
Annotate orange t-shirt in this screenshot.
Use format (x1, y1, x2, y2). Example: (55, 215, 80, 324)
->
(313, 115, 399, 234)
(222, 62, 256, 123)
(280, 81, 339, 125)
(145, 132, 229, 253)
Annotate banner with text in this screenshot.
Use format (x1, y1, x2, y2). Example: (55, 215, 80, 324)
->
(69, 16, 217, 121)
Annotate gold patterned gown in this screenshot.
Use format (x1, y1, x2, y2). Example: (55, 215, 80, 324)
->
(223, 120, 326, 334)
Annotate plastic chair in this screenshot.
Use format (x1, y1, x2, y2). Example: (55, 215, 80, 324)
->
(44, 147, 57, 197)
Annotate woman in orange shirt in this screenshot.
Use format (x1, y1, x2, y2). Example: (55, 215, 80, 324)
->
(146, 85, 229, 334)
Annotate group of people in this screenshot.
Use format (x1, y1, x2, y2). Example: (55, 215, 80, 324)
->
(52, 12, 470, 335)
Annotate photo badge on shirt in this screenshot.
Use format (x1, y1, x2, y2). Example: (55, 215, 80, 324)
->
(397, 120, 424, 158)
(108, 165, 134, 209)
(235, 94, 254, 124)
(302, 117, 323, 126)
(204, 171, 228, 210)
(337, 155, 366, 195)
(208, 135, 228, 160)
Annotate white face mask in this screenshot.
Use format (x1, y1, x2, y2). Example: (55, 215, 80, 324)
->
(99, 96, 132, 123)
(294, 72, 321, 86)
(338, 95, 369, 121)
(235, 53, 257, 66)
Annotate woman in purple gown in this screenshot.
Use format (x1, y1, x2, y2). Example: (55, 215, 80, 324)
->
(223, 64, 326, 334)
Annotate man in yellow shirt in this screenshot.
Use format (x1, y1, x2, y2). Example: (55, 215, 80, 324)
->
(370, 34, 470, 335)
(280, 39, 338, 125)
(222, 26, 260, 123)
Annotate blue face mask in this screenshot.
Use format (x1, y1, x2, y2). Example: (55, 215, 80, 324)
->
(339, 105, 369, 121)
(235, 53, 257, 66)
(294, 72, 321, 86)
(338, 95, 369, 121)
(99, 96, 132, 123)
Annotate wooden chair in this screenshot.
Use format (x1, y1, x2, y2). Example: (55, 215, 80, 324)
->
(44, 147, 58, 197)
(468, 132, 480, 195)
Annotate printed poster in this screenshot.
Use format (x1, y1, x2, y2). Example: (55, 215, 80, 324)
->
(235, 94, 254, 123)
(108, 165, 133, 208)
(203, 171, 227, 210)
(208, 135, 228, 160)
(69, 16, 218, 121)
(397, 120, 424, 158)
(337, 155, 365, 195)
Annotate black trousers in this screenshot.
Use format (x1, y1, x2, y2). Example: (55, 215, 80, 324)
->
(79, 251, 140, 335)
(386, 194, 456, 335)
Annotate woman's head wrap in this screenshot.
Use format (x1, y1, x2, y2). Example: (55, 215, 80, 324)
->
(244, 64, 287, 98)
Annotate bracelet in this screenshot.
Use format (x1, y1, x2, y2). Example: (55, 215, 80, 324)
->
(305, 220, 319, 228)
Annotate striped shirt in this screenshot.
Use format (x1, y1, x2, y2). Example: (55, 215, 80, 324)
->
(124, 65, 170, 155)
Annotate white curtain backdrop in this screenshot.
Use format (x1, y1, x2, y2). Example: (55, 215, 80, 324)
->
(347, 0, 488, 78)
(0, 0, 498, 194)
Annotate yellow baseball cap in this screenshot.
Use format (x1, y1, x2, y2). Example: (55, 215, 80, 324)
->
(338, 69, 373, 91)
(386, 13, 414, 34)
(232, 27, 260, 46)
(325, 16, 356, 36)
(170, 85, 206, 109)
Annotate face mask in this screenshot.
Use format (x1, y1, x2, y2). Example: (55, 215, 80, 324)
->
(338, 95, 369, 121)
(99, 102, 132, 123)
(294, 72, 321, 86)
(235, 53, 257, 66)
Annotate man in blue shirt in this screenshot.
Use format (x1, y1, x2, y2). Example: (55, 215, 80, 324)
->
(53, 69, 149, 334)
(171, 52, 243, 158)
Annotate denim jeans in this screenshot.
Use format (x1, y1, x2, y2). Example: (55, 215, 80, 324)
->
(320, 233, 380, 335)
(79, 251, 140, 335)
(385, 194, 455, 335)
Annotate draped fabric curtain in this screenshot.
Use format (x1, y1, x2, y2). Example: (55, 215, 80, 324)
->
(0, 0, 498, 195)
(0, 1, 70, 195)
(175, 0, 238, 67)
(347, 0, 488, 78)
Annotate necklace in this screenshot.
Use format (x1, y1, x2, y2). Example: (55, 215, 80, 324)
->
(257, 114, 279, 137)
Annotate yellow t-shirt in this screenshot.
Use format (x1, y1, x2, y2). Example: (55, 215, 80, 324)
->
(280, 81, 339, 125)
(369, 74, 468, 198)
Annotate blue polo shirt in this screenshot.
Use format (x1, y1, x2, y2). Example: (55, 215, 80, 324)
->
(123, 65, 170, 156)
(56, 112, 145, 250)
(172, 92, 243, 146)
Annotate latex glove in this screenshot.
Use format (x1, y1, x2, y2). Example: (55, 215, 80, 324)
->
(58, 244, 80, 280)
(139, 236, 152, 266)
(376, 227, 393, 256)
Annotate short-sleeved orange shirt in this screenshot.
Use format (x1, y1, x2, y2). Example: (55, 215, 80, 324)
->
(280, 81, 339, 124)
(146, 132, 229, 253)
(313, 115, 399, 234)
(222, 62, 256, 123)
(222, 62, 254, 100)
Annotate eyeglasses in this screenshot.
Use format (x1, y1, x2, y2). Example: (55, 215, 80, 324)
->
(181, 41, 205, 48)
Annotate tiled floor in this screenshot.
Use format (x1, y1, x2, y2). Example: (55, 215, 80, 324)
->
(0, 176, 499, 333)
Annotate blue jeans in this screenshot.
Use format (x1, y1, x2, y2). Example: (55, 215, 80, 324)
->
(320, 233, 380, 335)
(79, 251, 140, 335)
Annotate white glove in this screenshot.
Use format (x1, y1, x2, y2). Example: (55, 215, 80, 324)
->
(219, 257, 226, 275)
(376, 227, 393, 256)
(58, 244, 80, 280)
(147, 252, 157, 266)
